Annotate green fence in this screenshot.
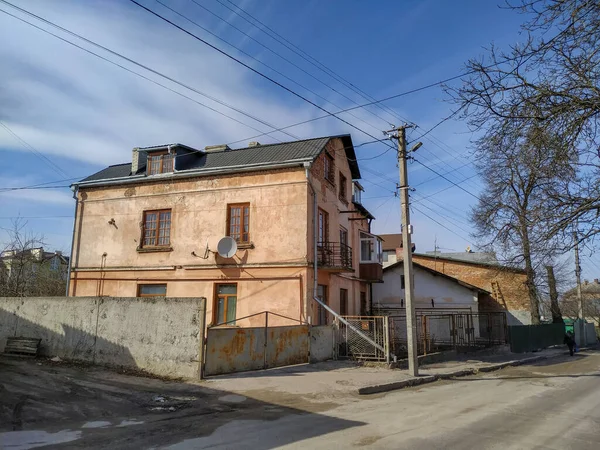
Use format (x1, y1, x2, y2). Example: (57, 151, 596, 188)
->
(508, 323, 565, 353)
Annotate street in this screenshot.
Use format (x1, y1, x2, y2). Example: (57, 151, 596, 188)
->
(1, 350, 599, 449)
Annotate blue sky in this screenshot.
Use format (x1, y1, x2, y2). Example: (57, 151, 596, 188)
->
(0, 0, 594, 282)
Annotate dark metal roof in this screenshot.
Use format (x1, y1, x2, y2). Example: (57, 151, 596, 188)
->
(77, 135, 361, 185)
(80, 163, 132, 182)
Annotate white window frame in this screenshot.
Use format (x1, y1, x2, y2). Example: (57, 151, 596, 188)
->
(359, 231, 382, 264)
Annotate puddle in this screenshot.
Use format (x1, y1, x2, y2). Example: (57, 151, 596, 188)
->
(117, 419, 145, 427)
(150, 406, 177, 412)
(0, 430, 82, 450)
(81, 421, 111, 429)
(218, 394, 247, 403)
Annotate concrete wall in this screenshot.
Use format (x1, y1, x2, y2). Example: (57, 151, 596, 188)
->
(0, 296, 205, 379)
(310, 325, 335, 362)
(411, 254, 531, 324)
(373, 263, 479, 312)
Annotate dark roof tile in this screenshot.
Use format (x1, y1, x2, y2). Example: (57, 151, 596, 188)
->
(77, 136, 358, 185)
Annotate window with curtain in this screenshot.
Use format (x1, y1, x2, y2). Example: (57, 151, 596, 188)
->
(215, 284, 237, 325)
(227, 204, 250, 244)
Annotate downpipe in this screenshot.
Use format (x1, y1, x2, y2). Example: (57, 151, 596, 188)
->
(65, 185, 79, 296)
(304, 163, 395, 363)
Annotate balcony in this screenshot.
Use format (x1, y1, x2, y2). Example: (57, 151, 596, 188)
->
(317, 242, 353, 272)
(359, 263, 383, 282)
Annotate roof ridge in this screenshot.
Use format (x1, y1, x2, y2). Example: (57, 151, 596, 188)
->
(226, 136, 331, 152)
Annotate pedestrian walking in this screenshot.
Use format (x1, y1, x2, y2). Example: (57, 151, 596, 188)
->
(564, 331, 576, 356)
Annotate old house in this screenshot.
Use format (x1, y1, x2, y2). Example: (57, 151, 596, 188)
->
(374, 236, 531, 325)
(68, 135, 382, 326)
(373, 260, 488, 314)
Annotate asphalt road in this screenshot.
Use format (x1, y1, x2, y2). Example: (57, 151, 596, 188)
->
(1, 350, 599, 449)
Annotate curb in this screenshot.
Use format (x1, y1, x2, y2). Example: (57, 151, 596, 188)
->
(357, 352, 567, 395)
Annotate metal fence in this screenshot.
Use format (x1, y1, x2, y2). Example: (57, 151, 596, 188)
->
(388, 311, 508, 357)
(204, 311, 309, 376)
(336, 315, 389, 361)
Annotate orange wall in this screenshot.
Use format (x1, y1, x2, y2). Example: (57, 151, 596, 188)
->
(71, 138, 375, 325)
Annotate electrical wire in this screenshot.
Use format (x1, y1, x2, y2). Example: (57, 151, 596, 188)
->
(155, 0, 386, 137)
(412, 204, 472, 243)
(0, 121, 70, 178)
(129, 0, 401, 155)
(0, 1, 297, 142)
(187, 0, 397, 132)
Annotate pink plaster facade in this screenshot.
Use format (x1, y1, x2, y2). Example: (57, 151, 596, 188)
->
(70, 137, 378, 327)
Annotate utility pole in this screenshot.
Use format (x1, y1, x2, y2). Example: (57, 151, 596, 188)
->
(387, 125, 420, 377)
(573, 231, 586, 346)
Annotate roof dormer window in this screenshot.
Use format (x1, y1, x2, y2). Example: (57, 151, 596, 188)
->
(147, 151, 174, 175)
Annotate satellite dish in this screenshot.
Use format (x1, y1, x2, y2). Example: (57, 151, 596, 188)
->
(217, 236, 238, 258)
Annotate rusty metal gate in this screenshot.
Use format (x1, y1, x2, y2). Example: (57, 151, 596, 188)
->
(203, 312, 309, 376)
(337, 315, 389, 361)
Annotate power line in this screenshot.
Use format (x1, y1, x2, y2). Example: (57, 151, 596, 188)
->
(0, 176, 82, 192)
(129, 0, 399, 153)
(413, 159, 482, 202)
(0, 185, 70, 192)
(0, 121, 70, 178)
(155, 0, 386, 137)
(212, 0, 403, 126)
(412, 204, 472, 243)
(0, 1, 297, 142)
(416, 173, 480, 200)
(187, 0, 396, 132)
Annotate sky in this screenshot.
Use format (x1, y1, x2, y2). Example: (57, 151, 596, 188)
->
(0, 0, 596, 283)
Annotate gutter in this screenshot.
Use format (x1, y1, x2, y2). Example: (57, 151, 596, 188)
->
(73, 159, 314, 189)
(65, 185, 79, 296)
(304, 162, 318, 324)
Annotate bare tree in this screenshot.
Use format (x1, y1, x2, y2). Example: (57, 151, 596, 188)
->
(0, 219, 67, 297)
(449, 0, 600, 243)
(471, 123, 573, 324)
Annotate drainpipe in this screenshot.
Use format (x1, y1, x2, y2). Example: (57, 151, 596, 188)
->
(304, 163, 317, 325)
(65, 185, 79, 296)
(304, 164, 395, 362)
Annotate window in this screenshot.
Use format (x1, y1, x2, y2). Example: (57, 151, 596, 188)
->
(340, 289, 348, 316)
(359, 232, 382, 263)
(215, 284, 237, 325)
(317, 285, 328, 325)
(339, 227, 350, 266)
(227, 204, 250, 244)
(147, 151, 174, 175)
(339, 172, 347, 202)
(401, 274, 405, 290)
(138, 284, 167, 297)
(352, 181, 363, 204)
(318, 209, 329, 244)
(360, 292, 367, 316)
(142, 210, 171, 248)
(323, 153, 334, 183)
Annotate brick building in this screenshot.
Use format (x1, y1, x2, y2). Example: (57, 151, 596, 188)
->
(410, 253, 531, 325)
(383, 238, 531, 324)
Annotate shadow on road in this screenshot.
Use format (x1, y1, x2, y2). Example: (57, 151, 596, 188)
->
(0, 357, 365, 449)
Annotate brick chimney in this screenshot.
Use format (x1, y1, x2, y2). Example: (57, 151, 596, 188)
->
(395, 243, 416, 260)
(595, 279, 599, 284)
(584, 280, 589, 285)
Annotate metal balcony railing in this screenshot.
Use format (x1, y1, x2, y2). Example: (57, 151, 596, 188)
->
(317, 242, 353, 270)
